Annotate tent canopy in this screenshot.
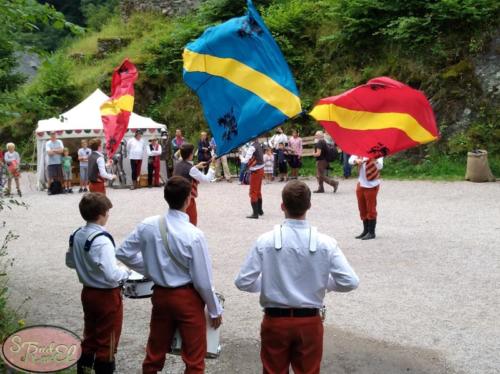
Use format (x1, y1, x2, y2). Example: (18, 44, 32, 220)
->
(35, 89, 165, 137)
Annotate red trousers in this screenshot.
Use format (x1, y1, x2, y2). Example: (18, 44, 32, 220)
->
(81, 287, 123, 362)
(143, 286, 207, 374)
(249, 168, 264, 203)
(186, 198, 198, 226)
(261, 315, 323, 374)
(356, 182, 379, 220)
(89, 180, 106, 194)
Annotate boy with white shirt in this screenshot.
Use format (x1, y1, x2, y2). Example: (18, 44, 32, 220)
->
(127, 130, 146, 190)
(66, 193, 130, 374)
(173, 143, 215, 226)
(116, 176, 223, 374)
(349, 155, 384, 240)
(87, 138, 116, 195)
(235, 180, 359, 374)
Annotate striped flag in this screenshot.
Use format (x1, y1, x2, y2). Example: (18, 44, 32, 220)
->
(310, 77, 439, 158)
(100, 59, 138, 159)
(183, 0, 302, 156)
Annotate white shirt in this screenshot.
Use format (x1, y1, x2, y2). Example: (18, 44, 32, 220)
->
(65, 223, 130, 288)
(96, 151, 114, 180)
(147, 144, 162, 157)
(189, 162, 215, 182)
(242, 145, 265, 171)
(269, 133, 288, 149)
(127, 137, 146, 160)
(235, 219, 359, 308)
(348, 155, 383, 188)
(116, 209, 223, 317)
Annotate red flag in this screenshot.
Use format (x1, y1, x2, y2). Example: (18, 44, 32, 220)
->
(310, 77, 439, 158)
(100, 59, 138, 158)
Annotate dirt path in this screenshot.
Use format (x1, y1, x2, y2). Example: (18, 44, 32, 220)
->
(5, 174, 500, 373)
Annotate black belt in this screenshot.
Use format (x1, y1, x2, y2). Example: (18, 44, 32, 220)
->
(155, 283, 194, 290)
(265, 308, 319, 318)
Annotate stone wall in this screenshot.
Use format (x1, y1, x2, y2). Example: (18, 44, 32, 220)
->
(121, 0, 201, 18)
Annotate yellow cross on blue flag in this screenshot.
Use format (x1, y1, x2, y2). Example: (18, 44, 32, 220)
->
(183, 0, 302, 156)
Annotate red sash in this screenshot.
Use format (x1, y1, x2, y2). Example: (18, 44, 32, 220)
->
(365, 159, 380, 181)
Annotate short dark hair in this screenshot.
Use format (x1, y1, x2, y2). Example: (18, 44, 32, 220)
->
(164, 176, 191, 210)
(180, 143, 194, 160)
(89, 138, 101, 151)
(79, 193, 113, 222)
(282, 180, 311, 218)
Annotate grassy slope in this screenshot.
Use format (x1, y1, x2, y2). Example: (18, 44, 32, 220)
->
(11, 2, 500, 179)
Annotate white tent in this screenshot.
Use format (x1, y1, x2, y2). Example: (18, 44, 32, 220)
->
(35, 89, 167, 189)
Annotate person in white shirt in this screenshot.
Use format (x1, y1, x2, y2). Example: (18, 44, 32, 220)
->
(268, 127, 288, 177)
(127, 130, 146, 190)
(116, 176, 223, 374)
(235, 180, 359, 373)
(87, 138, 116, 195)
(241, 138, 265, 219)
(45, 131, 64, 193)
(173, 143, 215, 226)
(147, 137, 162, 187)
(66, 193, 130, 374)
(349, 155, 384, 240)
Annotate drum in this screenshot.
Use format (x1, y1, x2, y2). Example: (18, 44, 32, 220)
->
(122, 270, 154, 299)
(171, 293, 225, 358)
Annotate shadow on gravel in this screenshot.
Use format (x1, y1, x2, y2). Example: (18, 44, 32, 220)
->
(210, 326, 459, 374)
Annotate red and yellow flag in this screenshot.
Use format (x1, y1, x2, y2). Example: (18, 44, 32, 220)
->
(310, 77, 439, 158)
(100, 59, 138, 158)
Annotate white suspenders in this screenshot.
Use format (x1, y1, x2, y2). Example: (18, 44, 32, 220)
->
(273, 224, 318, 253)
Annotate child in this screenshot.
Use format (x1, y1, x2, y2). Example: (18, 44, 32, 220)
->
(66, 193, 130, 374)
(78, 140, 91, 193)
(263, 147, 274, 183)
(62, 148, 73, 193)
(277, 142, 288, 182)
(4, 143, 21, 197)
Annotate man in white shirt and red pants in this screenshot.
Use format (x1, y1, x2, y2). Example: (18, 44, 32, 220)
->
(235, 180, 359, 373)
(173, 143, 215, 226)
(147, 137, 162, 187)
(242, 138, 265, 219)
(349, 155, 384, 240)
(116, 176, 223, 374)
(87, 138, 116, 195)
(66, 193, 130, 374)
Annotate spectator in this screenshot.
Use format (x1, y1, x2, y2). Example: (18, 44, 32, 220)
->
(0, 147, 4, 190)
(288, 130, 303, 179)
(62, 147, 73, 193)
(277, 143, 288, 182)
(159, 130, 172, 180)
(211, 137, 232, 183)
(171, 129, 185, 156)
(147, 137, 162, 188)
(263, 147, 274, 183)
(341, 150, 352, 179)
(78, 140, 91, 193)
(268, 127, 288, 177)
(238, 143, 249, 185)
(312, 131, 339, 193)
(45, 131, 64, 195)
(127, 130, 146, 190)
(4, 142, 21, 197)
(197, 131, 212, 174)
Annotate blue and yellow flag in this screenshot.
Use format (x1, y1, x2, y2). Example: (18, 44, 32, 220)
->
(183, 0, 302, 156)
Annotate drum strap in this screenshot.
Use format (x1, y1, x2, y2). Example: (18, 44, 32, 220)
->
(84, 231, 115, 252)
(158, 216, 189, 273)
(69, 227, 83, 250)
(274, 224, 318, 253)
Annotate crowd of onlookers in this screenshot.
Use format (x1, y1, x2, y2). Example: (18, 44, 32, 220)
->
(0, 125, 354, 198)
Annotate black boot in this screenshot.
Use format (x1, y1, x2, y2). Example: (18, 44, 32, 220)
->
(246, 202, 259, 219)
(257, 198, 264, 216)
(362, 219, 376, 240)
(93, 360, 115, 374)
(77, 353, 95, 374)
(355, 220, 368, 239)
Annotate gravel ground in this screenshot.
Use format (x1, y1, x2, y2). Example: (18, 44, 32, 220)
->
(4, 173, 500, 374)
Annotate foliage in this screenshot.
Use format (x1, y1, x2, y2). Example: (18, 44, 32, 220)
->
(81, 0, 120, 31)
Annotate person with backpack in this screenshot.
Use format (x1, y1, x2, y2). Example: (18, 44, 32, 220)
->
(312, 131, 339, 193)
(45, 131, 64, 195)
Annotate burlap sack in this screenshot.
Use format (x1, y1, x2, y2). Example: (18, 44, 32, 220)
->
(465, 150, 496, 182)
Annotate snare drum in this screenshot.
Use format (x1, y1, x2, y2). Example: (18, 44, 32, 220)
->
(171, 293, 225, 358)
(122, 270, 154, 299)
